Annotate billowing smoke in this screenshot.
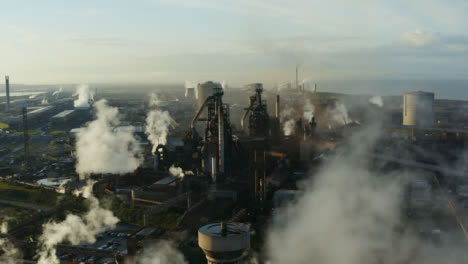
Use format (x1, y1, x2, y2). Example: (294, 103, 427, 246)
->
(280, 106, 296, 136)
(169, 165, 185, 179)
(74, 84, 94, 108)
(145, 93, 173, 154)
(52, 86, 63, 97)
(266, 122, 468, 263)
(327, 102, 352, 127)
(300, 78, 314, 91)
(0, 222, 22, 264)
(56, 179, 71, 194)
(369, 96, 384, 107)
(35, 96, 145, 264)
(75, 99, 143, 179)
(303, 99, 315, 122)
(41, 95, 48, 105)
(29, 93, 41, 99)
(135, 241, 187, 264)
(221, 80, 228, 91)
(36, 182, 119, 264)
(36, 99, 139, 264)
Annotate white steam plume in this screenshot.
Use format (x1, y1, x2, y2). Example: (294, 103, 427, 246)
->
(36, 182, 119, 264)
(41, 95, 48, 105)
(74, 84, 94, 108)
(280, 106, 296, 136)
(369, 96, 384, 107)
(145, 93, 173, 154)
(169, 165, 185, 179)
(303, 99, 315, 122)
(0, 222, 22, 264)
(52, 86, 63, 97)
(221, 80, 228, 91)
(75, 99, 143, 179)
(328, 102, 352, 127)
(136, 241, 187, 264)
(266, 122, 468, 263)
(36, 99, 141, 264)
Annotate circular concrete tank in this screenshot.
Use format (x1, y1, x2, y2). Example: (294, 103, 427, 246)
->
(198, 222, 250, 264)
(403, 91, 434, 127)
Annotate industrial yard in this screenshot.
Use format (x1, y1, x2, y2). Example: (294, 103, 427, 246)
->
(0, 76, 467, 263)
(1, 1, 468, 263)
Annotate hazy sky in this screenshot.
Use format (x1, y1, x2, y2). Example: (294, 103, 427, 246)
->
(1, 0, 467, 86)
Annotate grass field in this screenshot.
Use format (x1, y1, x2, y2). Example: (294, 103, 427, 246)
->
(0, 182, 61, 207)
(0, 122, 8, 129)
(0, 204, 34, 226)
(111, 201, 182, 229)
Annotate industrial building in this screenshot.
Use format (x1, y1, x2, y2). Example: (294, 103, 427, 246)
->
(7, 105, 57, 130)
(1, 79, 468, 264)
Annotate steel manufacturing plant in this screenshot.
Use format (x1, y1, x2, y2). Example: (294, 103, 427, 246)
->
(1, 75, 468, 264)
(2, 2, 468, 264)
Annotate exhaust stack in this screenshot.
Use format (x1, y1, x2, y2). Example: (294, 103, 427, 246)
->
(5, 76, 10, 111)
(276, 95, 280, 119)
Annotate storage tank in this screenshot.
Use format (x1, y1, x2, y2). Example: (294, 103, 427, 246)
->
(197, 81, 221, 109)
(198, 222, 250, 264)
(403, 91, 434, 127)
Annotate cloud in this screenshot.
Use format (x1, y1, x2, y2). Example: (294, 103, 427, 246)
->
(65, 35, 127, 46)
(401, 29, 440, 47)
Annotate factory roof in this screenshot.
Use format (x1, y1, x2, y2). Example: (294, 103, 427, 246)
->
(52, 110, 75, 118)
(70, 127, 84, 134)
(28, 106, 54, 115)
(152, 176, 178, 185)
(135, 227, 160, 238)
(74, 105, 91, 110)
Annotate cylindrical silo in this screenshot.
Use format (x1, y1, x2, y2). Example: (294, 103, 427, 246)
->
(197, 81, 221, 109)
(198, 222, 250, 264)
(403, 91, 434, 127)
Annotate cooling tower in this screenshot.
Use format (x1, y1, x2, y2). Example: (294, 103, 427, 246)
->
(197, 81, 221, 108)
(185, 87, 195, 99)
(403, 91, 434, 127)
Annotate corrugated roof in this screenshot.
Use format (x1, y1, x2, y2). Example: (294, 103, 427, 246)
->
(152, 176, 178, 185)
(53, 110, 75, 118)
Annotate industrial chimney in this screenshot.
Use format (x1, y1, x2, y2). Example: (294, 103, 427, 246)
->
(5, 76, 10, 111)
(295, 66, 298, 91)
(276, 95, 280, 119)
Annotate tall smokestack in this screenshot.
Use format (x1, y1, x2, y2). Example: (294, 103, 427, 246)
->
(218, 104, 225, 176)
(5, 76, 10, 111)
(295, 66, 298, 90)
(276, 95, 280, 119)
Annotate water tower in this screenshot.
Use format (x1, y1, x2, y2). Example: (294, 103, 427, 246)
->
(198, 222, 250, 264)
